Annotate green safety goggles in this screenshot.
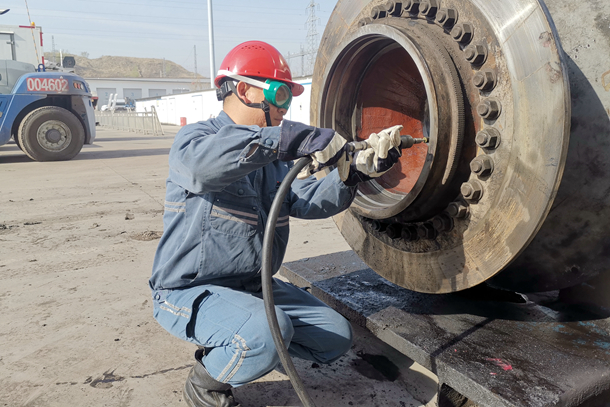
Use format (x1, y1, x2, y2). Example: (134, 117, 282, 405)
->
(263, 80, 293, 110)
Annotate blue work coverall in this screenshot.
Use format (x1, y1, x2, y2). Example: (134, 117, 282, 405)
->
(150, 111, 356, 386)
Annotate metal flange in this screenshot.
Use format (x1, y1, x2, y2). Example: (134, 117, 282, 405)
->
(312, 0, 582, 293)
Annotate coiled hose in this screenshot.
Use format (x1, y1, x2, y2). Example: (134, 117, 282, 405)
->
(261, 156, 316, 407)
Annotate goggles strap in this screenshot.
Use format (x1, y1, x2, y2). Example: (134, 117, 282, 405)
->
(217, 70, 271, 90)
(225, 81, 273, 127)
(261, 100, 272, 127)
(216, 81, 233, 101)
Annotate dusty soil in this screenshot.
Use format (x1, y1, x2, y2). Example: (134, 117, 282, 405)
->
(0, 126, 438, 407)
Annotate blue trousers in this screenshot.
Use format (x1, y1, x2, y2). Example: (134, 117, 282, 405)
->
(152, 278, 353, 387)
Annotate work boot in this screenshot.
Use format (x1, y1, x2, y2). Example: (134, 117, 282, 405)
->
(183, 348, 240, 407)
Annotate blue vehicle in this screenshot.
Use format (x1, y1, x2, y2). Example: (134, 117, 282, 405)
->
(0, 61, 96, 161)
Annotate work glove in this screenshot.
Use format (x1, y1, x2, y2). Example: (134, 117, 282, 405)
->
(280, 121, 403, 184)
(341, 125, 403, 186)
(278, 120, 347, 165)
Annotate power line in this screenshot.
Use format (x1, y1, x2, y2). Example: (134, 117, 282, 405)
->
(5, 9, 307, 29)
(43, 28, 304, 42)
(14, 1, 310, 14)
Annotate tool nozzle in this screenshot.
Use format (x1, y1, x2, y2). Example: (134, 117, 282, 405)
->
(346, 135, 428, 152)
(400, 135, 429, 149)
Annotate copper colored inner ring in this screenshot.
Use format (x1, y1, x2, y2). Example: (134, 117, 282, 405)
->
(356, 47, 428, 195)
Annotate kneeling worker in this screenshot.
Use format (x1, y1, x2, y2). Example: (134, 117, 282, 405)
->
(149, 41, 404, 407)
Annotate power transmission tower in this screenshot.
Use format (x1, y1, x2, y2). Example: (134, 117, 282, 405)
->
(305, 0, 319, 75)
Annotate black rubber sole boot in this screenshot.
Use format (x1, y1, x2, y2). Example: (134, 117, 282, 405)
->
(183, 349, 240, 407)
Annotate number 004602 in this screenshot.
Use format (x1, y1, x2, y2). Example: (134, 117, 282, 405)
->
(26, 78, 69, 92)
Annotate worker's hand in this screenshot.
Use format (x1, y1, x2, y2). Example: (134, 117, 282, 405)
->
(366, 125, 403, 161)
(278, 120, 346, 164)
(341, 125, 403, 186)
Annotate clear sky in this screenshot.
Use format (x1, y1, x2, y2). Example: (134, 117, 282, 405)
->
(0, 0, 338, 78)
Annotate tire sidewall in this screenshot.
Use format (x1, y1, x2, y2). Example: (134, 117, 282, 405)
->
(18, 106, 85, 161)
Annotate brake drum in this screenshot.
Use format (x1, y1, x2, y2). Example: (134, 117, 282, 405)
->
(312, 0, 610, 293)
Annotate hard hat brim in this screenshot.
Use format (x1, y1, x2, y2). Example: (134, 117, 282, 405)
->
(288, 82, 305, 97)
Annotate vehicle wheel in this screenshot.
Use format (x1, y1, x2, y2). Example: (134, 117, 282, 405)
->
(17, 106, 85, 161)
(12, 134, 22, 151)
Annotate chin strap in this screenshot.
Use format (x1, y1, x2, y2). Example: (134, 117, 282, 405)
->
(218, 81, 273, 127)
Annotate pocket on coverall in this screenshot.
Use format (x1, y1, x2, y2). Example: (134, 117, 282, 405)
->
(210, 198, 259, 237)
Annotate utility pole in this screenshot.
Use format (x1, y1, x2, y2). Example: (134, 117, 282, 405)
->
(194, 45, 198, 79)
(305, 0, 319, 75)
(207, 0, 216, 88)
(51, 35, 55, 63)
(300, 45, 305, 77)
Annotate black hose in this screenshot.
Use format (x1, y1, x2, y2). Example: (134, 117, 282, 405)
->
(261, 156, 316, 407)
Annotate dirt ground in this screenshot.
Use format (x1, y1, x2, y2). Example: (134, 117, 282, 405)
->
(0, 126, 438, 407)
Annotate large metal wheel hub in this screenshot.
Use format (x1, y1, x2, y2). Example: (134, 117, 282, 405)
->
(310, 0, 610, 294)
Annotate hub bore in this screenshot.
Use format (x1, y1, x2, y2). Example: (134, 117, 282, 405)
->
(319, 20, 465, 222)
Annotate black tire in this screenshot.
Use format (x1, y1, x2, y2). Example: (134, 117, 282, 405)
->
(17, 106, 85, 161)
(12, 134, 23, 151)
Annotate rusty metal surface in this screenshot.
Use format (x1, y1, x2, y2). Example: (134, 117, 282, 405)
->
(311, 0, 610, 293)
(281, 252, 610, 407)
(357, 47, 428, 195)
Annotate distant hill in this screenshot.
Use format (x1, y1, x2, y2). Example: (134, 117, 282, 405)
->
(44, 53, 206, 80)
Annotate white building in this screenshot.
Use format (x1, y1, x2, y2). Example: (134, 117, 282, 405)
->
(85, 77, 211, 108)
(135, 77, 313, 126)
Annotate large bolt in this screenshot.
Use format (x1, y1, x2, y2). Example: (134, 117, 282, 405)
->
(403, 0, 420, 13)
(386, 223, 402, 240)
(384, 1, 403, 16)
(475, 128, 501, 149)
(461, 180, 484, 201)
(418, 222, 438, 240)
(470, 155, 494, 177)
(371, 6, 388, 19)
(464, 44, 487, 65)
(419, 0, 438, 17)
(447, 202, 469, 219)
(477, 98, 502, 120)
(473, 69, 497, 91)
(370, 220, 388, 232)
(451, 23, 473, 44)
(432, 214, 454, 232)
(401, 225, 419, 241)
(436, 8, 458, 29)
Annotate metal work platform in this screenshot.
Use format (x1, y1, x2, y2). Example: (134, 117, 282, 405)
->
(280, 251, 610, 407)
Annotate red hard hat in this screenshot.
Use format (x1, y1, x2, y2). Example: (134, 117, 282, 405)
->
(214, 41, 305, 97)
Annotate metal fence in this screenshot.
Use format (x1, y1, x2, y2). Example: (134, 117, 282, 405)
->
(95, 106, 164, 136)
